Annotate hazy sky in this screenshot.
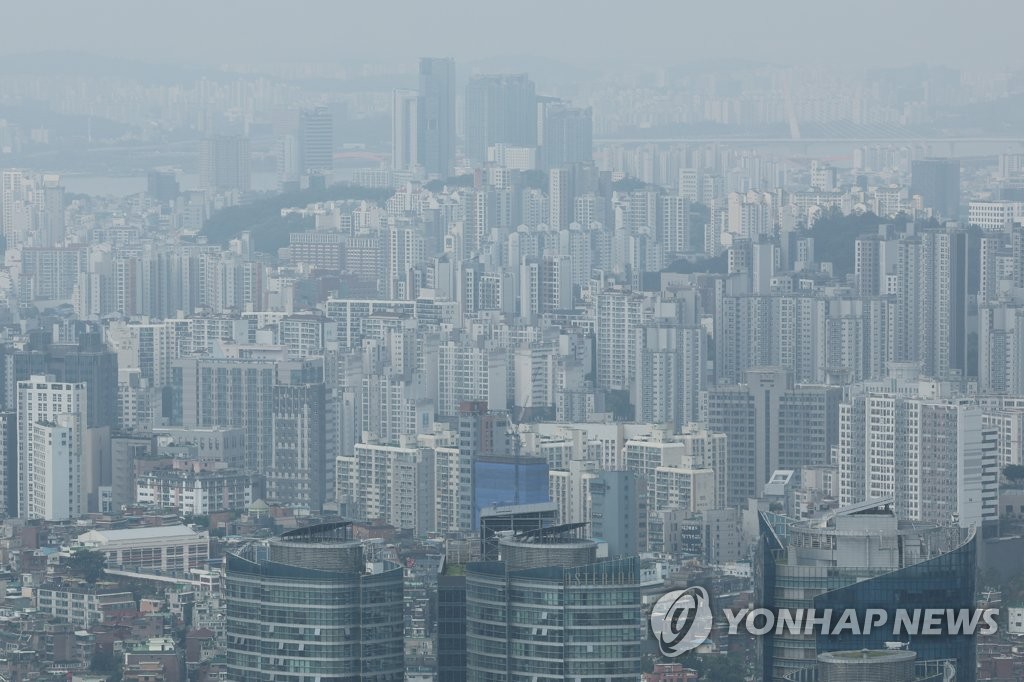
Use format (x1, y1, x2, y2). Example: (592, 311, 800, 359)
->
(2, 0, 1022, 71)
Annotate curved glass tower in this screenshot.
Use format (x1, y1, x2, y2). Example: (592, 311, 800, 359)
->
(465, 523, 642, 681)
(756, 498, 977, 682)
(225, 522, 404, 682)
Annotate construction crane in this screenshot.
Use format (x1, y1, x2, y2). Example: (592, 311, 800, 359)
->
(505, 396, 531, 505)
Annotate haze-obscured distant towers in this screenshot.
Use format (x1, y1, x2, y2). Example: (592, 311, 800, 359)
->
(418, 57, 456, 179)
(2, 170, 66, 247)
(1, 169, 31, 245)
(392, 89, 419, 172)
(146, 169, 180, 204)
(39, 175, 65, 247)
(199, 134, 251, 193)
(539, 99, 593, 170)
(464, 73, 537, 166)
(299, 106, 334, 177)
(911, 157, 960, 219)
(274, 106, 334, 187)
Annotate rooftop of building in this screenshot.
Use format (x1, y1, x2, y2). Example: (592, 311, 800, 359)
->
(275, 521, 354, 545)
(77, 524, 205, 543)
(501, 522, 592, 546)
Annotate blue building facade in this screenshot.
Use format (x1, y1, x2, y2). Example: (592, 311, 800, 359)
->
(756, 500, 978, 682)
(472, 455, 549, 529)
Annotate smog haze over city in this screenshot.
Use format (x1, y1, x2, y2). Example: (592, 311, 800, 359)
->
(2, 2, 1024, 681)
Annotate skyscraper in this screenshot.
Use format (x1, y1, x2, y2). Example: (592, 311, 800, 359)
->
(225, 522, 404, 681)
(199, 135, 251, 193)
(1, 169, 32, 245)
(39, 175, 65, 247)
(464, 73, 537, 165)
(172, 357, 276, 473)
(910, 157, 961, 219)
(589, 469, 644, 558)
(539, 101, 593, 170)
(465, 524, 641, 680)
(268, 378, 326, 511)
(146, 169, 179, 203)
(7, 329, 119, 430)
(299, 106, 334, 176)
(702, 367, 841, 506)
(17, 375, 88, 520)
(392, 89, 419, 171)
(756, 499, 977, 682)
(418, 57, 456, 178)
(838, 395, 999, 533)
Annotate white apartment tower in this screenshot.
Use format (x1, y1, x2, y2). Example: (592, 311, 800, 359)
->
(17, 376, 88, 521)
(838, 396, 999, 532)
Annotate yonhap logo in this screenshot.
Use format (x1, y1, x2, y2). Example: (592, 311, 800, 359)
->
(650, 586, 714, 656)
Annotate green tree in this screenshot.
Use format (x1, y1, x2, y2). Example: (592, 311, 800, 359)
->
(67, 548, 107, 582)
(1004, 464, 1024, 485)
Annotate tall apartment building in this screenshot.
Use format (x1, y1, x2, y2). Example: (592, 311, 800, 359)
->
(702, 367, 841, 507)
(172, 358, 276, 473)
(715, 291, 827, 384)
(853, 222, 969, 380)
(838, 395, 999, 534)
(299, 106, 333, 176)
(16, 375, 88, 520)
(268, 378, 326, 510)
(979, 302, 1024, 394)
(337, 432, 470, 534)
(595, 287, 654, 391)
(199, 135, 251, 193)
(633, 322, 705, 429)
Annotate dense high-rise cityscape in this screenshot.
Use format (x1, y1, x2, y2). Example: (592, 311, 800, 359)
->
(0, 3, 1023, 681)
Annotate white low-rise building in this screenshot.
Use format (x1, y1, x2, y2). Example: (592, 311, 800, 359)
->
(74, 524, 209, 574)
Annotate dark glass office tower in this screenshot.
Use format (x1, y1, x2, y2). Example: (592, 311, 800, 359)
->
(539, 100, 593, 171)
(418, 57, 456, 179)
(7, 327, 118, 429)
(437, 560, 468, 682)
(911, 157, 961, 219)
(225, 522, 404, 682)
(464, 74, 537, 165)
(756, 498, 978, 682)
(299, 106, 334, 176)
(472, 455, 550, 529)
(465, 523, 642, 681)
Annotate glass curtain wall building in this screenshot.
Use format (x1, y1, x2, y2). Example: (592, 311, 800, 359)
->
(225, 522, 404, 682)
(465, 523, 641, 681)
(756, 498, 977, 682)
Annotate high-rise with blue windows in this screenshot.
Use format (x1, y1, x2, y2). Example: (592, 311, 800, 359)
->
(756, 498, 978, 682)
